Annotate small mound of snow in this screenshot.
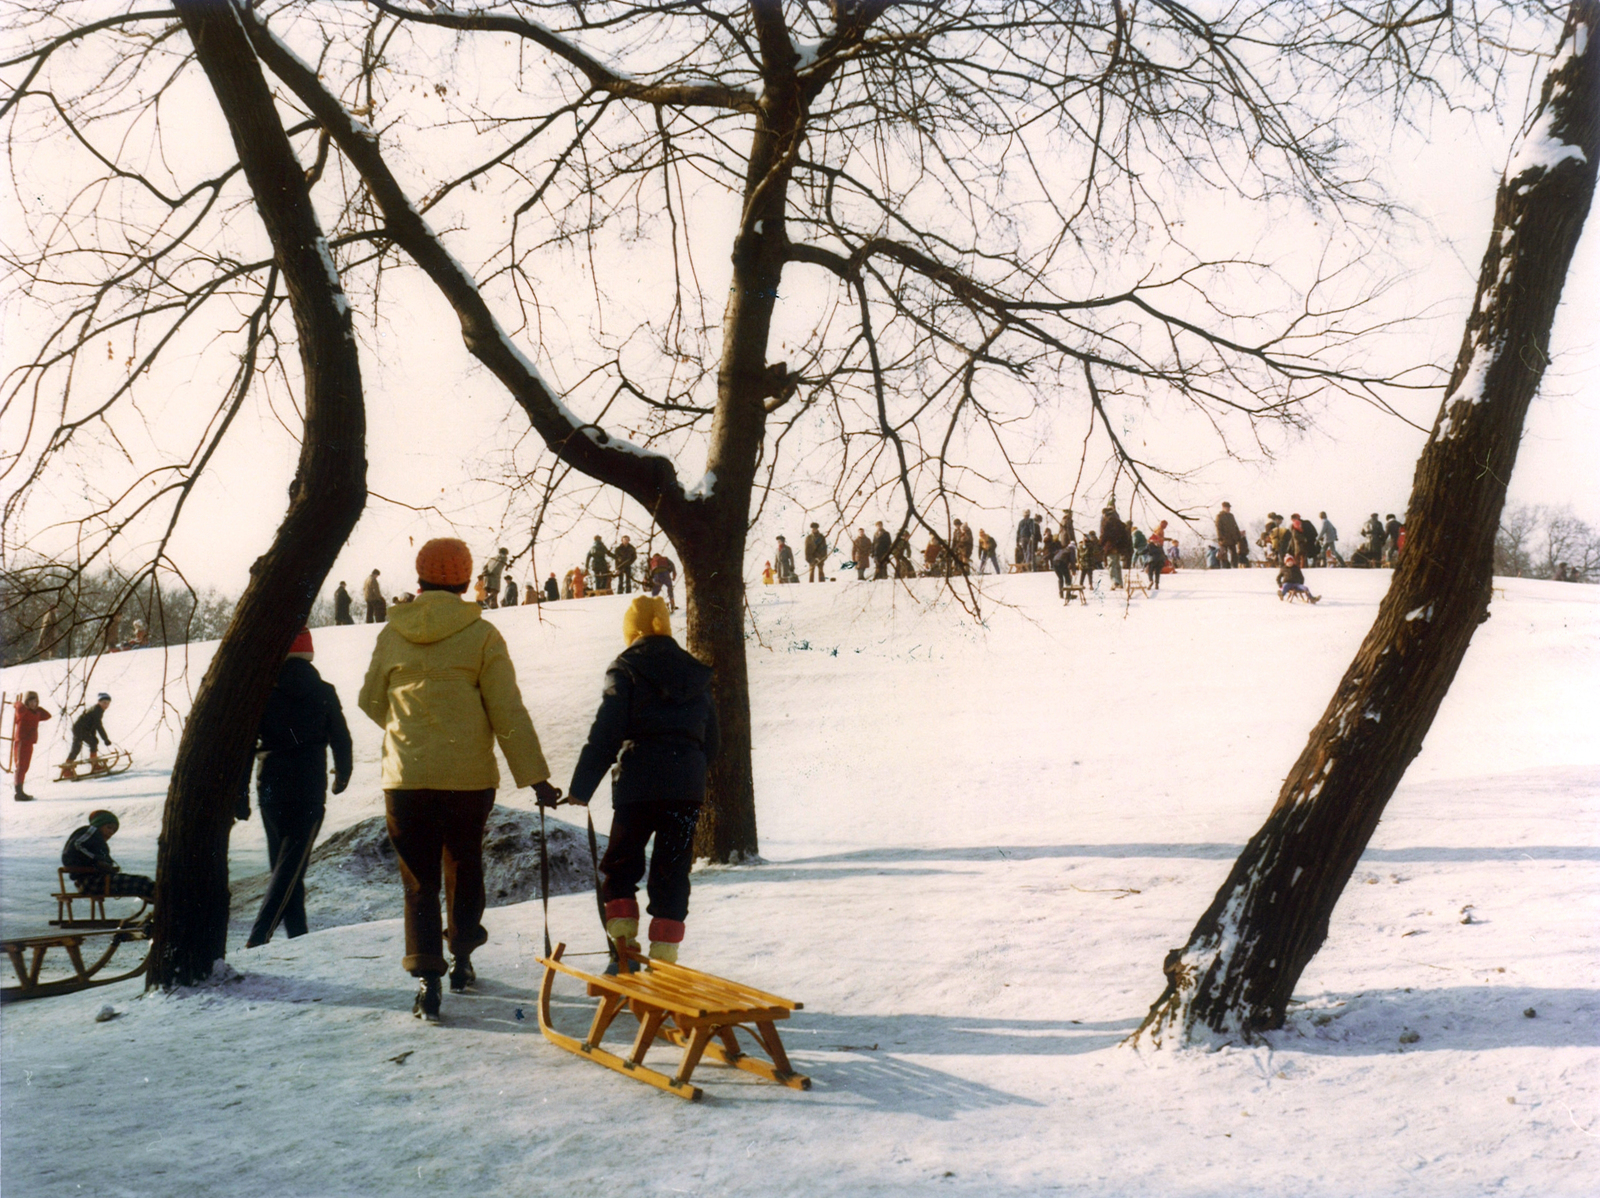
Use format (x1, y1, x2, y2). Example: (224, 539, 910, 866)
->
(229, 805, 602, 933)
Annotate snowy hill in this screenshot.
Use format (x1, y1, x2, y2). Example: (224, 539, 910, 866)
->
(2, 569, 1597, 1197)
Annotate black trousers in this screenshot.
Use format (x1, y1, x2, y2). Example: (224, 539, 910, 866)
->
(599, 803, 701, 923)
(249, 799, 325, 944)
(385, 788, 495, 976)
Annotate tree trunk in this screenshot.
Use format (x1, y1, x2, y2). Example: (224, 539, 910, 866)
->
(680, 514, 760, 862)
(1132, 2, 1598, 1047)
(149, 0, 366, 987)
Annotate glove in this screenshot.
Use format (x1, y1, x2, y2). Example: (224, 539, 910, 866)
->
(331, 775, 349, 795)
(532, 780, 567, 808)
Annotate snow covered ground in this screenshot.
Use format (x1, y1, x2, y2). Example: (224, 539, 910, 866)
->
(2, 568, 1596, 1198)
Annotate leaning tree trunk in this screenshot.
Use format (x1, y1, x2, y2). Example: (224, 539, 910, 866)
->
(1133, 3, 1598, 1047)
(149, 0, 366, 987)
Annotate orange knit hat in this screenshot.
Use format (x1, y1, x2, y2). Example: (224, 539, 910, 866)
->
(416, 537, 473, 586)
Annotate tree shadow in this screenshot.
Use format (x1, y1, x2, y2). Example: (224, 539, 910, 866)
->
(1274, 985, 1600, 1054)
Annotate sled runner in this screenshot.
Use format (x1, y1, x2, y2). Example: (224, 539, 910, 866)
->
(537, 941, 809, 1101)
(1, 921, 150, 1003)
(53, 868, 150, 929)
(55, 747, 133, 781)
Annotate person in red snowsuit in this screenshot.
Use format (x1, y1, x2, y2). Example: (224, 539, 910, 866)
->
(12, 691, 51, 802)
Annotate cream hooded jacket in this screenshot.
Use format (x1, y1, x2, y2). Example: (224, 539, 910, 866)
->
(358, 591, 550, 791)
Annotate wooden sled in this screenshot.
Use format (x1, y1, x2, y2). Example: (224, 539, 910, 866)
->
(2, 923, 150, 1003)
(56, 748, 133, 781)
(537, 942, 809, 1102)
(53, 869, 150, 929)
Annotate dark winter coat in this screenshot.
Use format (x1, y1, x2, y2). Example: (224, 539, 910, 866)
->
(1277, 563, 1307, 588)
(613, 543, 637, 574)
(544, 576, 561, 602)
(62, 825, 117, 877)
(1215, 509, 1242, 549)
(803, 531, 828, 564)
(586, 543, 612, 577)
(872, 529, 892, 564)
(71, 706, 109, 748)
(776, 543, 796, 579)
(568, 636, 720, 808)
(1385, 518, 1402, 548)
(1288, 520, 1319, 562)
(241, 657, 353, 819)
(333, 585, 353, 624)
(1099, 511, 1132, 559)
(852, 534, 872, 571)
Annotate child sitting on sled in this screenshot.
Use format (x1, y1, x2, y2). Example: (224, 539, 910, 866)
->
(61, 810, 155, 899)
(1277, 555, 1321, 604)
(557, 596, 719, 966)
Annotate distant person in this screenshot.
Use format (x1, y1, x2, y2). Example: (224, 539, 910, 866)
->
(775, 536, 798, 584)
(563, 596, 718, 968)
(333, 581, 354, 625)
(1205, 543, 1220, 570)
(1318, 512, 1343, 565)
(1016, 510, 1039, 570)
(1277, 555, 1320, 603)
(240, 628, 352, 949)
(1361, 512, 1386, 563)
(543, 573, 560, 603)
(871, 522, 892, 580)
(762, 561, 775, 585)
(977, 528, 1001, 575)
(851, 528, 872, 579)
(647, 552, 678, 612)
(1384, 514, 1402, 565)
(67, 694, 113, 766)
(1141, 536, 1165, 590)
(892, 529, 915, 579)
(483, 547, 509, 609)
(363, 569, 386, 623)
(11, 691, 51, 802)
(35, 603, 61, 657)
(1059, 509, 1076, 549)
(62, 811, 153, 900)
(613, 536, 638, 594)
(502, 576, 518, 607)
(473, 573, 489, 607)
(1099, 505, 1132, 589)
(1215, 502, 1242, 568)
(586, 537, 613, 591)
(1078, 531, 1102, 589)
(955, 520, 974, 572)
(804, 523, 829, 582)
(1286, 513, 1319, 566)
(523, 581, 538, 605)
(359, 537, 559, 1022)
(1051, 540, 1077, 598)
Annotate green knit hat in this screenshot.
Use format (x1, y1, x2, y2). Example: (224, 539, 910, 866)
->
(88, 810, 119, 830)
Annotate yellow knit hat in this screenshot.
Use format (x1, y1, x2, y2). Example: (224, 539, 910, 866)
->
(622, 595, 672, 645)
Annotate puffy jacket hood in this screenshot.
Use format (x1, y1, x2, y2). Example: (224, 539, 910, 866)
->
(620, 636, 712, 704)
(384, 590, 482, 645)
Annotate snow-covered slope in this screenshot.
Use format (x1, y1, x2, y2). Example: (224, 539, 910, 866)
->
(2, 569, 1596, 1197)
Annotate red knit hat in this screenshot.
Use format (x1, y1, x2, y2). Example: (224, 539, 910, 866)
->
(416, 537, 473, 586)
(287, 627, 314, 660)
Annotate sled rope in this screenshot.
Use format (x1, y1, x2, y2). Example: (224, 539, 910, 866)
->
(537, 803, 611, 962)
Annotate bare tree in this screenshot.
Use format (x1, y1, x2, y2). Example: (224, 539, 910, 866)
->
(4, 2, 1556, 866)
(1133, 1, 1598, 1047)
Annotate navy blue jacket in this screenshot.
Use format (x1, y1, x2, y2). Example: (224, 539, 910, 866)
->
(239, 658, 352, 818)
(569, 637, 719, 807)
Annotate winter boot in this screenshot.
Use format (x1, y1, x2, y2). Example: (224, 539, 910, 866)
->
(603, 899, 640, 976)
(13, 785, 32, 802)
(448, 956, 476, 993)
(413, 974, 443, 1022)
(647, 917, 685, 966)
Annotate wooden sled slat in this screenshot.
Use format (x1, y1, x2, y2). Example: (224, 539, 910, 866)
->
(1, 927, 150, 1003)
(538, 942, 809, 1101)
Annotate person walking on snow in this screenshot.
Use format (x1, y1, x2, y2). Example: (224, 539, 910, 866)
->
(977, 528, 1001, 575)
(240, 629, 352, 948)
(1100, 505, 1132, 589)
(613, 536, 638, 594)
(871, 522, 892, 580)
(333, 581, 354, 625)
(1016, 510, 1039, 570)
(560, 596, 719, 968)
(359, 537, 561, 1022)
(11, 691, 50, 801)
(62, 811, 154, 899)
(483, 547, 509, 609)
(804, 523, 829, 582)
(67, 694, 113, 765)
(955, 520, 974, 572)
(586, 537, 613, 591)
(775, 536, 798, 584)
(1318, 512, 1344, 566)
(1215, 502, 1243, 569)
(851, 528, 872, 579)
(363, 569, 386, 623)
(502, 576, 518, 607)
(647, 553, 678, 611)
(543, 573, 560, 602)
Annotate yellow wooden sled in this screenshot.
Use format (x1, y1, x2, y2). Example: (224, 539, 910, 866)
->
(537, 941, 809, 1101)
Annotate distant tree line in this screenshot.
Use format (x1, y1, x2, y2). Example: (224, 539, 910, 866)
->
(1495, 505, 1599, 582)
